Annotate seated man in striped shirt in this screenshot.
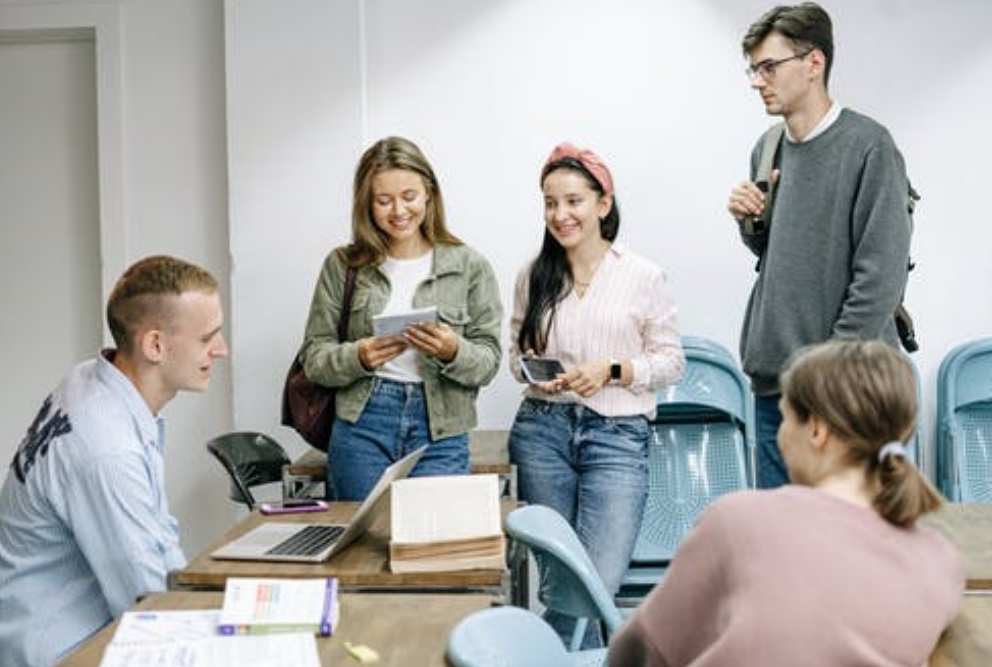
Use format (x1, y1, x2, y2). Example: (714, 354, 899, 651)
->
(0, 255, 228, 667)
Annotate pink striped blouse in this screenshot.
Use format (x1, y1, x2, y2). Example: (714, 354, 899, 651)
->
(509, 243, 684, 418)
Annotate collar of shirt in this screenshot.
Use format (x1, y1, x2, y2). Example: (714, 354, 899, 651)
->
(95, 350, 164, 452)
(785, 102, 843, 143)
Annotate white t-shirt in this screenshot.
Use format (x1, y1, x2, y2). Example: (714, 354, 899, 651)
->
(377, 251, 432, 383)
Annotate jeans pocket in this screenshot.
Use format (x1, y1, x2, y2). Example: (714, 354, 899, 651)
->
(601, 416, 650, 455)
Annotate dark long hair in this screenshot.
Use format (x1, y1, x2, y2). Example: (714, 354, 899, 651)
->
(517, 158, 620, 354)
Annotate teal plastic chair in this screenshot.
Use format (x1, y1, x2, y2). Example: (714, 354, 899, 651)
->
(446, 606, 605, 667)
(504, 505, 623, 654)
(618, 336, 753, 605)
(905, 355, 925, 470)
(937, 338, 992, 501)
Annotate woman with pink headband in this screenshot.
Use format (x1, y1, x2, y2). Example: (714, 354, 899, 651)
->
(508, 141, 685, 648)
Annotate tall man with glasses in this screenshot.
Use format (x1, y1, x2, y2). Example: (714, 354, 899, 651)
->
(727, 3, 912, 488)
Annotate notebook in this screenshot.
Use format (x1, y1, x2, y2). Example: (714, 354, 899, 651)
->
(211, 446, 426, 563)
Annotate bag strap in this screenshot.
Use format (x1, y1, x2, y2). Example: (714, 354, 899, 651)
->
(742, 122, 785, 236)
(337, 266, 359, 343)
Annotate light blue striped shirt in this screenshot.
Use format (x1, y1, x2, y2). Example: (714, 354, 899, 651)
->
(0, 351, 186, 667)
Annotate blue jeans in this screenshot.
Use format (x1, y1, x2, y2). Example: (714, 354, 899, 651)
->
(509, 399, 649, 648)
(755, 393, 789, 489)
(328, 377, 470, 500)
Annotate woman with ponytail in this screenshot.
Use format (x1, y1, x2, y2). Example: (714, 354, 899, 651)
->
(609, 340, 963, 666)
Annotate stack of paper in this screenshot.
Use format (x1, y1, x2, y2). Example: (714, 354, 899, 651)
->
(389, 474, 506, 573)
(218, 577, 340, 636)
(98, 609, 320, 667)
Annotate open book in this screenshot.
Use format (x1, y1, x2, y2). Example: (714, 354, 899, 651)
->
(389, 474, 506, 573)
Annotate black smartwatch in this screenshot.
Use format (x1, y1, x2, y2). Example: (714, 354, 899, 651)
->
(610, 360, 622, 384)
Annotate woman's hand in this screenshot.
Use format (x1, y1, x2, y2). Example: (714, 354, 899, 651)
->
(560, 360, 611, 398)
(405, 321, 459, 363)
(358, 335, 408, 370)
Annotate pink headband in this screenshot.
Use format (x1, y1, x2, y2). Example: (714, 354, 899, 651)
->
(542, 142, 614, 196)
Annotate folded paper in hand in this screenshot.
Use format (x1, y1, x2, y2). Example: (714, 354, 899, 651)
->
(389, 474, 506, 573)
(372, 306, 438, 337)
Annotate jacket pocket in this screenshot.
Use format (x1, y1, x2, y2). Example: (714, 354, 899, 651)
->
(438, 305, 470, 334)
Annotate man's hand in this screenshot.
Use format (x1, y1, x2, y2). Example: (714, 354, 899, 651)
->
(727, 169, 780, 220)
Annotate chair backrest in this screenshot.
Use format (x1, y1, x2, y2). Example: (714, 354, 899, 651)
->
(504, 505, 623, 647)
(658, 336, 751, 426)
(936, 338, 992, 501)
(617, 337, 753, 606)
(447, 606, 597, 667)
(206, 431, 291, 509)
(636, 336, 752, 560)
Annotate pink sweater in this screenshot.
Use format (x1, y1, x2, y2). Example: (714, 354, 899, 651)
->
(608, 486, 963, 666)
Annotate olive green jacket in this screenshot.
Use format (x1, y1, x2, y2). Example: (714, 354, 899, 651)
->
(301, 243, 503, 441)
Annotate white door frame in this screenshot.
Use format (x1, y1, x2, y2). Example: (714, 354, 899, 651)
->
(0, 3, 124, 327)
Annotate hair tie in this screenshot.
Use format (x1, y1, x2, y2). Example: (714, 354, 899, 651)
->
(878, 441, 908, 464)
(542, 142, 615, 196)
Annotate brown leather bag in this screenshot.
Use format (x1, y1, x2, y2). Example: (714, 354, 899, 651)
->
(281, 267, 358, 450)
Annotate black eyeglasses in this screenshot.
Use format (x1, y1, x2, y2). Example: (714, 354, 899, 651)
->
(745, 50, 812, 80)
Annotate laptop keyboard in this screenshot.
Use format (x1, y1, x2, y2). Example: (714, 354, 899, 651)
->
(266, 524, 345, 556)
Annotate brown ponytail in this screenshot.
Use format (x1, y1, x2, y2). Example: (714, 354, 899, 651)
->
(780, 340, 943, 526)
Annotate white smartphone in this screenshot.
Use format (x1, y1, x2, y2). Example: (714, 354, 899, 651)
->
(520, 356, 566, 384)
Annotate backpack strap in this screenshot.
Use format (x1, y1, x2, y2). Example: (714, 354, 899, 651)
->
(742, 122, 785, 236)
(338, 266, 359, 343)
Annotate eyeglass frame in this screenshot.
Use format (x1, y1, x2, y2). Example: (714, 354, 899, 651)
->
(745, 49, 812, 80)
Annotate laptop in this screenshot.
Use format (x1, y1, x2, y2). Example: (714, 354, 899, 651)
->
(211, 445, 426, 563)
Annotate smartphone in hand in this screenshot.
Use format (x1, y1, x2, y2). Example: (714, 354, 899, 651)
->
(520, 356, 566, 384)
(258, 499, 330, 515)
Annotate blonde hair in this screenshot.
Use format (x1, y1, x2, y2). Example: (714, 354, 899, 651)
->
(780, 340, 943, 526)
(343, 136, 461, 267)
(107, 255, 218, 353)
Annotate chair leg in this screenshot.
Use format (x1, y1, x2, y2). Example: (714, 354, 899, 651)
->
(570, 618, 588, 652)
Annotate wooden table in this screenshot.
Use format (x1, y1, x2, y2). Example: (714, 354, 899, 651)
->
(55, 591, 493, 667)
(930, 593, 992, 666)
(921, 503, 992, 590)
(173, 499, 527, 606)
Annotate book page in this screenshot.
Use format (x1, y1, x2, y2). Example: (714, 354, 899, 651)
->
(112, 610, 221, 644)
(391, 474, 501, 544)
(99, 633, 320, 667)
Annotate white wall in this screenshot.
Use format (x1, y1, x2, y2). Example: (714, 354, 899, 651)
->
(2, 0, 991, 558)
(228, 0, 992, 481)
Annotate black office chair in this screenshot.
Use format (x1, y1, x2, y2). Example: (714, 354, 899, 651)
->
(206, 431, 292, 510)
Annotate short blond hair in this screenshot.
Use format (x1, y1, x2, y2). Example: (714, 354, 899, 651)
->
(106, 255, 218, 352)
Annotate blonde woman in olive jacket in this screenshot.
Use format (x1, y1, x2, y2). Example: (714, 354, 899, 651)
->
(301, 136, 502, 500)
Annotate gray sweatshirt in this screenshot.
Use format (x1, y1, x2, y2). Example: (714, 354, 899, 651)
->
(739, 109, 912, 395)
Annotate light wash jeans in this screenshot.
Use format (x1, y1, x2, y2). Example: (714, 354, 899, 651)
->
(755, 392, 789, 489)
(509, 398, 649, 648)
(328, 377, 469, 500)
